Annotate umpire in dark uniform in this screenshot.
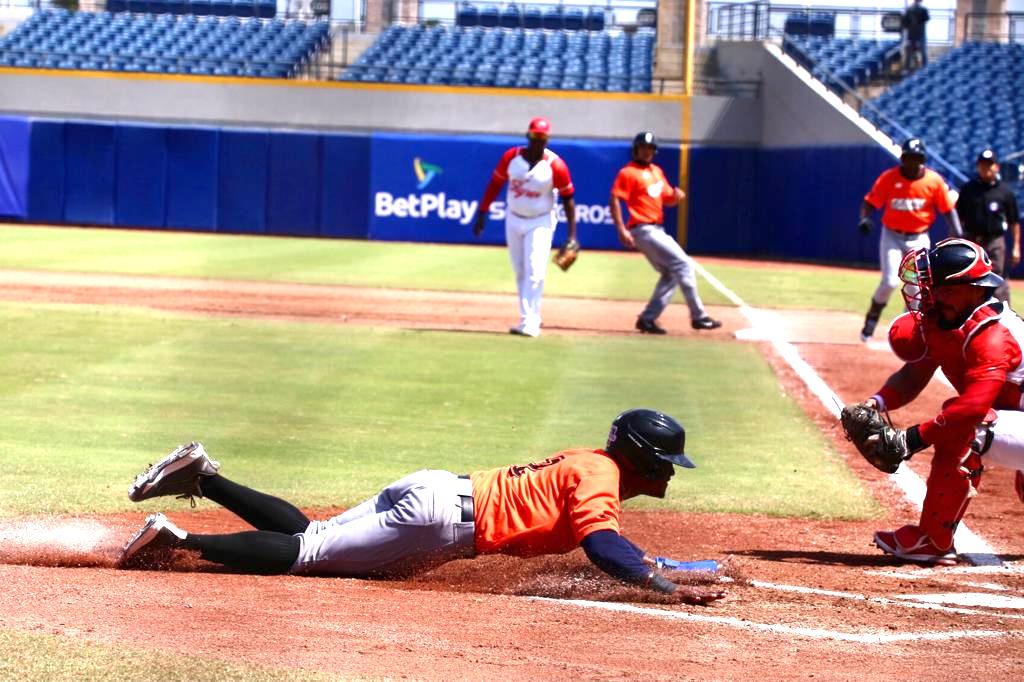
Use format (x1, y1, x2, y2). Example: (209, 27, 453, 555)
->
(956, 148, 1020, 302)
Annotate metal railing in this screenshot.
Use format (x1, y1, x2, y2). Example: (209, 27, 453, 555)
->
(963, 12, 1024, 44)
(780, 35, 968, 187)
(707, 1, 957, 46)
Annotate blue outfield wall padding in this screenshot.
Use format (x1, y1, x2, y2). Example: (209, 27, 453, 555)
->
(26, 119, 65, 223)
(367, 132, 662, 249)
(320, 132, 370, 238)
(115, 124, 167, 228)
(0, 116, 31, 219)
(165, 127, 220, 231)
(688, 144, 897, 266)
(266, 131, 321, 236)
(63, 121, 117, 225)
(218, 129, 270, 234)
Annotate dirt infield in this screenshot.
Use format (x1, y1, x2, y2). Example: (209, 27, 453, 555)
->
(1, 266, 1022, 679)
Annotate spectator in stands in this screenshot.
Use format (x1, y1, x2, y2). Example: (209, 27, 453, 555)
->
(956, 149, 1021, 303)
(901, 0, 930, 71)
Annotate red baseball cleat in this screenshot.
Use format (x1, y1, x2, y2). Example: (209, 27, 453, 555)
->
(873, 525, 957, 566)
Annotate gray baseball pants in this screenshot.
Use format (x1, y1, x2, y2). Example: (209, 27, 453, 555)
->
(632, 223, 707, 323)
(872, 227, 930, 305)
(290, 469, 476, 577)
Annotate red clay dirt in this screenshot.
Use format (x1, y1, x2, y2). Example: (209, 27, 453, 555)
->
(0, 264, 1022, 680)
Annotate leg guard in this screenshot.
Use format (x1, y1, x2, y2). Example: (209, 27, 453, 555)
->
(919, 432, 982, 551)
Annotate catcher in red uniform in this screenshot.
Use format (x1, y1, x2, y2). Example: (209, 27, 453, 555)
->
(853, 238, 1024, 565)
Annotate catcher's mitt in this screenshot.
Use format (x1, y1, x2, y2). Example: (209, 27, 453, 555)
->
(553, 239, 580, 272)
(840, 403, 909, 474)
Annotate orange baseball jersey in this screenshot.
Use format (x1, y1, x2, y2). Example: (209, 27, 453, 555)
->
(864, 167, 955, 234)
(611, 161, 677, 228)
(469, 448, 622, 556)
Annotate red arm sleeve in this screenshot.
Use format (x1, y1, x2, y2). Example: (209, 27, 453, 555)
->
(876, 359, 938, 411)
(864, 170, 890, 210)
(916, 325, 1018, 444)
(480, 148, 516, 213)
(551, 157, 574, 197)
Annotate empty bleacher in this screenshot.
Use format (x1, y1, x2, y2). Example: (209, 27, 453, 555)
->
(783, 35, 900, 91)
(0, 9, 327, 78)
(106, 0, 276, 19)
(865, 42, 1024, 178)
(340, 23, 655, 93)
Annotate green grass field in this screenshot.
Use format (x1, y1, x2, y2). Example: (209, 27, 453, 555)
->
(0, 224, 889, 678)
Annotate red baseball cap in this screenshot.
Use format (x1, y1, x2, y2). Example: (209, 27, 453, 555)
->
(528, 117, 551, 137)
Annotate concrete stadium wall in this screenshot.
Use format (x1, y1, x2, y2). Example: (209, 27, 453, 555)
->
(0, 68, 757, 145)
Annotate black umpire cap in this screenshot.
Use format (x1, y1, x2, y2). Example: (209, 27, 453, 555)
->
(901, 138, 927, 159)
(977, 148, 999, 164)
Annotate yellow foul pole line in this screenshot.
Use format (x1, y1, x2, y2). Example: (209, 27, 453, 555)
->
(678, 0, 696, 246)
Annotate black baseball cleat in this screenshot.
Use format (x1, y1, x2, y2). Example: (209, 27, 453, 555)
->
(635, 317, 667, 335)
(118, 513, 188, 569)
(691, 317, 723, 331)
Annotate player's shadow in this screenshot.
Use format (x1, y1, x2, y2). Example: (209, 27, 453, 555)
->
(730, 548, 897, 567)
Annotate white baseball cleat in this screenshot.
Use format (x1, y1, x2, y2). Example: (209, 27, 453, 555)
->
(128, 441, 220, 503)
(118, 513, 187, 569)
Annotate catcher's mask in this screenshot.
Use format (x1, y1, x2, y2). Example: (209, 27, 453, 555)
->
(606, 409, 695, 481)
(899, 238, 1003, 314)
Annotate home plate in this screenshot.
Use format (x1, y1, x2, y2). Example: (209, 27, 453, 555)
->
(894, 593, 1024, 609)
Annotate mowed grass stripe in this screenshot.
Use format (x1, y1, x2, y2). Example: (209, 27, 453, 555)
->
(0, 302, 877, 520)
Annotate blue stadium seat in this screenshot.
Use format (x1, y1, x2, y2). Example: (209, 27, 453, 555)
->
(542, 7, 562, 30)
(457, 4, 478, 27)
(478, 5, 499, 28)
(563, 8, 585, 31)
(523, 7, 541, 30)
(500, 5, 520, 29)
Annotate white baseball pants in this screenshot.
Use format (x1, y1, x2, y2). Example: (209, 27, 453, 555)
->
(506, 210, 557, 336)
(872, 228, 930, 305)
(980, 410, 1024, 471)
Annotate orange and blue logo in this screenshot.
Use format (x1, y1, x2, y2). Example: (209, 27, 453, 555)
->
(413, 157, 442, 189)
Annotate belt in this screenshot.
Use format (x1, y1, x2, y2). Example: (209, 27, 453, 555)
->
(457, 474, 474, 523)
(884, 227, 927, 239)
(458, 494, 474, 523)
(511, 209, 549, 219)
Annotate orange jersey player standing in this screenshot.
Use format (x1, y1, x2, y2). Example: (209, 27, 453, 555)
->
(120, 409, 726, 605)
(856, 137, 961, 342)
(609, 131, 721, 335)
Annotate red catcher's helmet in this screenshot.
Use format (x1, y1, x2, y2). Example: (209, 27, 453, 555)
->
(527, 117, 551, 138)
(899, 238, 1004, 313)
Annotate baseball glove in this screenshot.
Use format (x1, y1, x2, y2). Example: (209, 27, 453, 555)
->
(840, 403, 909, 474)
(553, 239, 580, 272)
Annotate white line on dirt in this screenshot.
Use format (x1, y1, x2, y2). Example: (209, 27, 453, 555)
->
(533, 597, 1016, 643)
(751, 580, 1024, 620)
(693, 263, 1001, 564)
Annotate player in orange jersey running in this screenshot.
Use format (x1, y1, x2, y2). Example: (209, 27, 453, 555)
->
(119, 409, 726, 605)
(857, 138, 961, 342)
(610, 132, 721, 334)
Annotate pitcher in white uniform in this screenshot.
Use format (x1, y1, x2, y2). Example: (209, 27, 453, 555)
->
(474, 117, 577, 337)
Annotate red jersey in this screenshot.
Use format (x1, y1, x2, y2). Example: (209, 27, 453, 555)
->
(469, 449, 623, 557)
(864, 166, 955, 234)
(878, 301, 1024, 444)
(611, 161, 677, 228)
